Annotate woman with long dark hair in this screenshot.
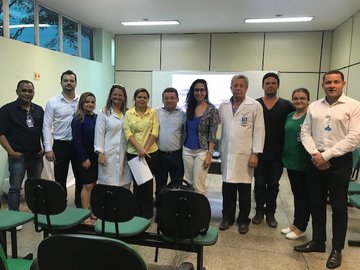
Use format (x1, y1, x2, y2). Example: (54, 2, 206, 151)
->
(183, 79, 219, 194)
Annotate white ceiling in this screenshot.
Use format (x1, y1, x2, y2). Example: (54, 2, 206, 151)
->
(38, 0, 360, 34)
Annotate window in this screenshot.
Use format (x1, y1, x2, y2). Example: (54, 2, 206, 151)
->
(39, 5, 59, 51)
(63, 16, 78, 56)
(9, 0, 34, 44)
(0, 0, 4, 36)
(81, 25, 93, 60)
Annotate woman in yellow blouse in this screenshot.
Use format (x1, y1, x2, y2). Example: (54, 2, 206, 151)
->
(123, 88, 159, 218)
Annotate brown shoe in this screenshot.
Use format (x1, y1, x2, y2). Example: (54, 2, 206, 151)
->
(266, 214, 278, 228)
(326, 249, 341, 269)
(252, 212, 264, 224)
(238, 223, 249, 234)
(219, 220, 230, 231)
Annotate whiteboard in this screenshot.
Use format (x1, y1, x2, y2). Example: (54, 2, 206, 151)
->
(152, 71, 278, 109)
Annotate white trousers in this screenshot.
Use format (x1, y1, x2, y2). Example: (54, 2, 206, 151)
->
(182, 146, 209, 194)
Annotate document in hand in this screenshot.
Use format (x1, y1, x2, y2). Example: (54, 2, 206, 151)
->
(127, 157, 153, 185)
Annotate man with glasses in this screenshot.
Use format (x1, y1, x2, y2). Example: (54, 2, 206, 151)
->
(0, 80, 44, 215)
(43, 70, 82, 207)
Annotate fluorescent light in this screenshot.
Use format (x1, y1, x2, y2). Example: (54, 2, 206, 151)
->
(121, 20, 179, 26)
(245, 17, 313, 23)
(8, 24, 53, 28)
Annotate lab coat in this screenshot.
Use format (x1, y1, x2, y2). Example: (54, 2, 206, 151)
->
(94, 109, 132, 186)
(219, 97, 265, 183)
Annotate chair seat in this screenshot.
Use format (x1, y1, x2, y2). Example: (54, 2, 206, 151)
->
(94, 217, 151, 237)
(349, 194, 360, 208)
(162, 225, 218, 246)
(37, 208, 90, 229)
(0, 211, 33, 230)
(348, 182, 360, 194)
(6, 258, 32, 270)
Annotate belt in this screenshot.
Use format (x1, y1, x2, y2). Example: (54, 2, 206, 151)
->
(159, 148, 182, 155)
(54, 140, 72, 144)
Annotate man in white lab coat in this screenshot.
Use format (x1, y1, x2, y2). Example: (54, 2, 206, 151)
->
(218, 74, 265, 234)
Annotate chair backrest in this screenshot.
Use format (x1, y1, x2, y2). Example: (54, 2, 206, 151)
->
(90, 184, 136, 223)
(24, 178, 67, 233)
(35, 234, 147, 270)
(25, 178, 67, 215)
(159, 189, 211, 241)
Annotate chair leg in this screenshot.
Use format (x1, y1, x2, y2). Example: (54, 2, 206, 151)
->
(348, 240, 360, 247)
(10, 228, 18, 258)
(0, 231, 7, 258)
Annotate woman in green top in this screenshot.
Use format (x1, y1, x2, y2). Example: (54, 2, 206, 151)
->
(281, 88, 311, 240)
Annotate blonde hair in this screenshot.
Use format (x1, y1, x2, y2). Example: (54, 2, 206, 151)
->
(75, 92, 96, 122)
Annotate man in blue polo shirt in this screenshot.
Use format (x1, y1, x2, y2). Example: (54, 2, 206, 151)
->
(0, 80, 44, 212)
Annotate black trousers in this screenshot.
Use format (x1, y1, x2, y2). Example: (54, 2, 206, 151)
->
(287, 169, 310, 232)
(154, 149, 184, 200)
(307, 152, 352, 251)
(222, 182, 251, 225)
(127, 151, 159, 219)
(254, 159, 284, 215)
(53, 140, 82, 207)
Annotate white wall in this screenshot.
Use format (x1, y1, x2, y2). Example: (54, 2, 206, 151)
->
(115, 31, 333, 105)
(0, 29, 115, 187)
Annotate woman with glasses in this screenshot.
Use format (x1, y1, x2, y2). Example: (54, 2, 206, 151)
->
(123, 88, 159, 219)
(281, 88, 311, 239)
(183, 79, 220, 194)
(94, 85, 132, 188)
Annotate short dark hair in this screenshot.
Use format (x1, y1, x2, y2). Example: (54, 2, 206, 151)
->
(16, 80, 34, 91)
(262, 72, 279, 86)
(292, 87, 310, 100)
(61, 70, 77, 82)
(162, 87, 179, 98)
(133, 88, 150, 100)
(322, 70, 344, 82)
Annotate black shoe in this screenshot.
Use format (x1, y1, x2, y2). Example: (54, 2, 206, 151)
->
(326, 249, 342, 269)
(219, 220, 230, 231)
(238, 223, 249, 234)
(252, 212, 264, 224)
(294, 241, 326, 253)
(266, 214, 278, 228)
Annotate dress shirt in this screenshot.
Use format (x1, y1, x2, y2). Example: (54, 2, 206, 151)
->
(123, 107, 159, 155)
(301, 94, 360, 161)
(43, 93, 79, 152)
(157, 106, 185, 152)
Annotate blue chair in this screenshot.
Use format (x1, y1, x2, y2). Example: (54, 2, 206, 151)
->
(32, 234, 147, 270)
(24, 178, 90, 237)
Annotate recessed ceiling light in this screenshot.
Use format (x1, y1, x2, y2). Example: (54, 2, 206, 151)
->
(121, 20, 179, 26)
(245, 17, 313, 23)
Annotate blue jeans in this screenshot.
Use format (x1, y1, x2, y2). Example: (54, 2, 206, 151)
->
(8, 157, 43, 211)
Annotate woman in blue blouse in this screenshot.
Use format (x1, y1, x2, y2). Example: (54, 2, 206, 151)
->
(72, 92, 98, 218)
(183, 79, 220, 194)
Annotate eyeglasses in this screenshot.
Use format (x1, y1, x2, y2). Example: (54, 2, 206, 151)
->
(194, 88, 206, 93)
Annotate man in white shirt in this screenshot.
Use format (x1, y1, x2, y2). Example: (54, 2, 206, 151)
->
(295, 70, 360, 269)
(43, 70, 82, 207)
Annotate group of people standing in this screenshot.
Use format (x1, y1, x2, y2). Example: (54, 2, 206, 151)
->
(1, 69, 359, 269)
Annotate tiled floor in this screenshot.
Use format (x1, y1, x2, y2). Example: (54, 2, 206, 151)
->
(2, 171, 360, 270)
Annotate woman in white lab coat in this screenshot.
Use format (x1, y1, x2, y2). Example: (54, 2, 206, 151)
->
(219, 74, 265, 234)
(94, 84, 132, 188)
